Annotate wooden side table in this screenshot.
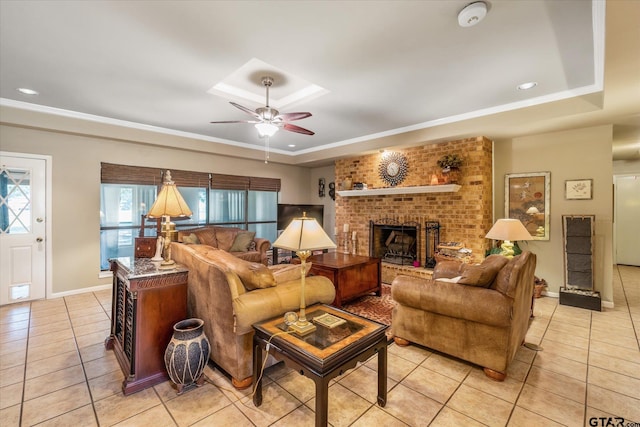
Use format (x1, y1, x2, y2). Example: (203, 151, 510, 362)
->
(105, 257, 188, 395)
(309, 253, 381, 307)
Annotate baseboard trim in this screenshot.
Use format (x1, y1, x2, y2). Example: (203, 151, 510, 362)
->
(49, 283, 112, 299)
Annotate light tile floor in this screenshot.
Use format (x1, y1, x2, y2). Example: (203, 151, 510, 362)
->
(1, 265, 639, 426)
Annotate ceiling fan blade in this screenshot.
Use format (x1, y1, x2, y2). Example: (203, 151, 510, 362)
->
(283, 123, 315, 135)
(276, 112, 312, 122)
(230, 102, 261, 119)
(210, 120, 259, 124)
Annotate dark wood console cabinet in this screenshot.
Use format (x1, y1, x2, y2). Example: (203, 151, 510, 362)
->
(105, 258, 188, 395)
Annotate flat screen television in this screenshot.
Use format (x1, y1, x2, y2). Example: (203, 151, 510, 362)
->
(277, 204, 324, 231)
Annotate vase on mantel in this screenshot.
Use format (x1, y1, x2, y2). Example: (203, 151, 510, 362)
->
(164, 318, 210, 394)
(343, 178, 353, 191)
(442, 168, 461, 184)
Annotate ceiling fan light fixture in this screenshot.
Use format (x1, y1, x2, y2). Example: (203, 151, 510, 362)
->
(458, 1, 487, 27)
(255, 122, 279, 137)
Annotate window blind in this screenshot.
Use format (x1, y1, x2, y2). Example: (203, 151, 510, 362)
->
(100, 163, 162, 185)
(210, 173, 250, 190)
(249, 177, 281, 192)
(102, 163, 280, 192)
(167, 170, 209, 188)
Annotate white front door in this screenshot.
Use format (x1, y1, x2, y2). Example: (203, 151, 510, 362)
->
(0, 155, 47, 305)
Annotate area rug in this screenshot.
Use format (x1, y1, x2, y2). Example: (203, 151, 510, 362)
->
(341, 283, 395, 339)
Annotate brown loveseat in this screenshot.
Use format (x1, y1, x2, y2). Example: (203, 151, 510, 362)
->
(177, 226, 271, 265)
(391, 252, 536, 381)
(171, 242, 336, 389)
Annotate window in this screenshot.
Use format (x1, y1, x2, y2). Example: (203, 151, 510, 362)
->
(248, 190, 278, 244)
(100, 164, 280, 270)
(100, 183, 156, 270)
(209, 189, 245, 224)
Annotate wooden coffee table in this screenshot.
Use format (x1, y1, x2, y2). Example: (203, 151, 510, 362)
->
(308, 252, 381, 307)
(252, 304, 388, 427)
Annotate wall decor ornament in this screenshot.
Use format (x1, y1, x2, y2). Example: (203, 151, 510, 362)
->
(436, 154, 463, 172)
(565, 179, 592, 200)
(328, 182, 335, 200)
(379, 152, 409, 186)
(505, 172, 550, 241)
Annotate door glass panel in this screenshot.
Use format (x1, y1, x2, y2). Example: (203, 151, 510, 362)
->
(0, 167, 32, 234)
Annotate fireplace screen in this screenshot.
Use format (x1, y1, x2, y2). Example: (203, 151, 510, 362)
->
(369, 220, 419, 266)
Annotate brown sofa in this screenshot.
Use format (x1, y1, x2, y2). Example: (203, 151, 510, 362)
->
(391, 252, 536, 381)
(177, 226, 271, 265)
(171, 242, 336, 389)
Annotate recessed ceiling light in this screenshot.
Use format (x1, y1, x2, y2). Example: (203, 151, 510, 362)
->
(17, 87, 39, 95)
(458, 2, 487, 27)
(517, 82, 538, 90)
(288, 144, 296, 148)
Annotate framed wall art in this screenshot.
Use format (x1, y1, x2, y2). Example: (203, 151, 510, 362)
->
(505, 172, 550, 240)
(565, 179, 592, 200)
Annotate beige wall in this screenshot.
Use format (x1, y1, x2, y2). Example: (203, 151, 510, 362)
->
(0, 124, 314, 295)
(493, 125, 614, 303)
(308, 165, 337, 242)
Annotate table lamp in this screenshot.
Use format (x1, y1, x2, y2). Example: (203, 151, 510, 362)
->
(272, 212, 336, 335)
(147, 170, 192, 269)
(485, 218, 532, 258)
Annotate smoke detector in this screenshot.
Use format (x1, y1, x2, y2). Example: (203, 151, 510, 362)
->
(458, 2, 488, 27)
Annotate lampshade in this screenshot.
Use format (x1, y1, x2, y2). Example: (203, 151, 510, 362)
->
(255, 122, 279, 138)
(147, 171, 193, 218)
(485, 218, 532, 241)
(273, 213, 336, 252)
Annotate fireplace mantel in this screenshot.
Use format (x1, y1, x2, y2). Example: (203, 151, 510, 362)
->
(337, 184, 461, 197)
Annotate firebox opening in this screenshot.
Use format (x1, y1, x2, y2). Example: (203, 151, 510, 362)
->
(370, 220, 420, 266)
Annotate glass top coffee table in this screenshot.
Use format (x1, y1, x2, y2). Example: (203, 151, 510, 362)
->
(252, 304, 388, 427)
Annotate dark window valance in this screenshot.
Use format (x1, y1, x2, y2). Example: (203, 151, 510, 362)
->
(210, 173, 250, 190)
(101, 163, 162, 185)
(167, 170, 209, 188)
(250, 177, 281, 192)
(102, 163, 280, 192)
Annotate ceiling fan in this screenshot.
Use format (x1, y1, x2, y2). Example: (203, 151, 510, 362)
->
(210, 76, 314, 137)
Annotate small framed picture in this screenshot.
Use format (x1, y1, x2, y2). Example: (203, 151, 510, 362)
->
(565, 179, 592, 200)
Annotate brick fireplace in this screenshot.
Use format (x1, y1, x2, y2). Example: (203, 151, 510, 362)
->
(370, 220, 420, 266)
(335, 136, 493, 282)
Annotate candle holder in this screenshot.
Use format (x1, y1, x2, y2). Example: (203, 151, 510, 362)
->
(342, 231, 350, 254)
(351, 237, 357, 255)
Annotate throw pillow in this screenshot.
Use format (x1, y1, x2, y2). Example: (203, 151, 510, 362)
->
(205, 248, 275, 290)
(229, 230, 256, 252)
(269, 263, 313, 284)
(492, 255, 519, 297)
(238, 262, 276, 290)
(213, 227, 238, 251)
(182, 233, 200, 245)
(458, 255, 509, 287)
(192, 227, 218, 248)
(433, 260, 465, 279)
